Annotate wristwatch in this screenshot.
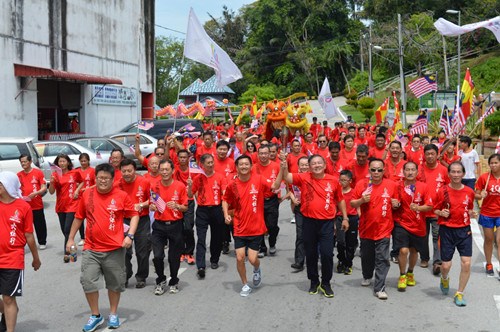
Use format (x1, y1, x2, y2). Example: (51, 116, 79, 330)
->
(126, 233, 135, 240)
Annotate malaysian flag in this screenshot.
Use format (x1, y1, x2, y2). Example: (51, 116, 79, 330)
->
(189, 160, 206, 175)
(410, 111, 428, 135)
(49, 162, 62, 177)
(150, 190, 166, 213)
(439, 104, 453, 136)
(177, 123, 196, 133)
(404, 184, 416, 197)
(475, 104, 496, 125)
(408, 75, 438, 98)
(362, 178, 373, 195)
(137, 121, 154, 131)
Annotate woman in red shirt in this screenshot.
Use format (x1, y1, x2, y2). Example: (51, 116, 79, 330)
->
(48, 153, 83, 262)
(75, 153, 96, 246)
(475, 153, 500, 276)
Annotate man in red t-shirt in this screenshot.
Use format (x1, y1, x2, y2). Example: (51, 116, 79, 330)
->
(67, 163, 138, 330)
(351, 159, 400, 300)
(433, 162, 476, 307)
(0, 172, 41, 332)
(254, 145, 281, 257)
(187, 154, 227, 279)
(347, 144, 370, 187)
(301, 132, 318, 156)
(309, 117, 321, 140)
(110, 149, 124, 184)
(417, 144, 450, 272)
(369, 134, 388, 160)
(223, 155, 274, 297)
(406, 136, 424, 165)
(326, 142, 347, 176)
(150, 160, 188, 296)
(316, 135, 330, 161)
(278, 153, 348, 298)
(392, 162, 432, 292)
(17, 154, 48, 249)
(384, 141, 405, 183)
(195, 132, 216, 162)
(118, 159, 151, 289)
(287, 140, 307, 173)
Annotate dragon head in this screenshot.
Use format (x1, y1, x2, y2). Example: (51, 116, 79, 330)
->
(265, 99, 287, 129)
(286, 102, 310, 132)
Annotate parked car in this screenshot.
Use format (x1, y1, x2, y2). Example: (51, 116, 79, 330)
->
(69, 137, 140, 169)
(116, 119, 203, 140)
(0, 137, 44, 174)
(108, 133, 157, 157)
(34, 141, 107, 180)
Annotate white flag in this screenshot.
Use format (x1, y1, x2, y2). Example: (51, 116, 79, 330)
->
(434, 16, 500, 43)
(318, 78, 346, 120)
(184, 8, 243, 87)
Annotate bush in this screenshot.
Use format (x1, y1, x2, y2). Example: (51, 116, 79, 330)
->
(357, 96, 376, 120)
(485, 111, 500, 136)
(406, 97, 419, 112)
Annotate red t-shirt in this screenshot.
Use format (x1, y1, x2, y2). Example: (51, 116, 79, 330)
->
(394, 182, 432, 236)
(326, 158, 348, 177)
(384, 159, 405, 183)
(223, 175, 270, 237)
(406, 148, 424, 165)
(340, 148, 355, 163)
(214, 157, 236, 179)
(77, 167, 96, 190)
(476, 172, 500, 217)
(352, 178, 399, 240)
(76, 187, 138, 252)
(195, 144, 216, 162)
(292, 172, 344, 220)
(441, 153, 461, 166)
(434, 185, 475, 228)
(336, 189, 357, 216)
(301, 142, 318, 156)
(152, 180, 188, 221)
(253, 161, 280, 198)
(369, 147, 386, 160)
(316, 147, 330, 161)
(118, 175, 151, 217)
(309, 123, 321, 139)
(113, 169, 123, 184)
(0, 199, 33, 269)
(417, 163, 450, 217)
(347, 160, 370, 187)
(287, 153, 307, 174)
(143, 172, 161, 188)
(53, 170, 82, 213)
(191, 173, 227, 206)
(17, 168, 45, 210)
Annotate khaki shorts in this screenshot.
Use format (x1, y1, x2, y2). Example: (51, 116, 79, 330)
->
(80, 248, 126, 293)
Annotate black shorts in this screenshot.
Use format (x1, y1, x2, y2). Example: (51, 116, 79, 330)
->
(392, 224, 425, 252)
(439, 225, 472, 262)
(0, 269, 23, 297)
(233, 235, 264, 251)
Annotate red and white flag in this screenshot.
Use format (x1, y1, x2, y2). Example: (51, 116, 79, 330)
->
(410, 112, 428, 135)
(150, 190, 166, 213)
(408, 75, 438, 98)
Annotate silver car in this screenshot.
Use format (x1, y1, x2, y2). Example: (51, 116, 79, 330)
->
(0, 137, 44, 174)
(70, 137, 140, 169)
(34, 141, 108, 180)
(109, 133, 158, 157)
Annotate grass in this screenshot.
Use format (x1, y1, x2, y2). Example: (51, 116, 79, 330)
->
(340, 104, 419, 124)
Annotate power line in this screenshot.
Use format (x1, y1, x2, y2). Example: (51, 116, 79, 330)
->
(155, 24, 185, 35)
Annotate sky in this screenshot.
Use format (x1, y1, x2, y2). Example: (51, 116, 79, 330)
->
(155, 1, 254, 39)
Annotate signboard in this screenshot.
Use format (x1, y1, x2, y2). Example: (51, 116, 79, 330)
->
(91, 85, 137, 106)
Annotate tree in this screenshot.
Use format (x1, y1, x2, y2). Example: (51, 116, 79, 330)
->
(155, 37, 184, 107)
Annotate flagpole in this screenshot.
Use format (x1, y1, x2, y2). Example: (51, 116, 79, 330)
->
(173, 54, 186, 133)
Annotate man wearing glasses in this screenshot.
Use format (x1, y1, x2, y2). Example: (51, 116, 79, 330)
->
(316, 134, 330, 161)
(351, 159, 400, 300)
(67, 163, 139, 331)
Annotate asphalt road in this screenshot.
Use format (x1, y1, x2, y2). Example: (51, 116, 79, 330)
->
(16, 194, 500, 332)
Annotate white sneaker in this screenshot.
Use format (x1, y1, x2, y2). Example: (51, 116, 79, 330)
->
(154, 281, 166, 296)
(78, 240, 85, 246)
(240, 284, 252, 297)
(290, 218, 296, 224)
(39, 244, 47, 250)
(361, 279, 372, 287)
(375, 290, 388, 300)
(169, 284, 179, 294)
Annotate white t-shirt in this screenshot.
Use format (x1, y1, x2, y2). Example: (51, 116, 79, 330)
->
(459, 149, 479, 179)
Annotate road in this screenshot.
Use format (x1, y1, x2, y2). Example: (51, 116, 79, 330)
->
(16, 194, 499, 331)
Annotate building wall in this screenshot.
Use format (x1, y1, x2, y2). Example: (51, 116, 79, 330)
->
(0, 0, 155, 139)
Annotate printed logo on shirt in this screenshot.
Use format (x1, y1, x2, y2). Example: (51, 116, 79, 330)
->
(31, 176, 38, 184)
(414, 192, 422, 203)
(9, 210, 22, 224)
(249, 184, 258, 194)
(381, 188, 391, 198)
(325, 182, 333, 192)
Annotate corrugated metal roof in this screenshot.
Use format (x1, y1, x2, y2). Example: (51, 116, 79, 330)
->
(179, 78, 203, 96)
(195, 76, 235, 94)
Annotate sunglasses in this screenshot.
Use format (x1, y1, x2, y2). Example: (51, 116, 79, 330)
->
(318, 140, 327, 143)
(370, 168, 384, 173)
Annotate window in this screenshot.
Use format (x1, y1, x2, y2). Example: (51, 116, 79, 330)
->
(89, 139, 114, 152)
(0, 144, 27, 160)
(44, 143, 80, 156)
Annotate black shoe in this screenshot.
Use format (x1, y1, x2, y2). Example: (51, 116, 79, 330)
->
(433, 263, 441, 276)
(197, 268, 205, 279)
(319, 283, 334, 298)
(336, 262, 345, 273)
(222, 242, 230, 255)
(135, 281, 146, 289)
(291, 263, 304, 271)
(211, 262, 219, 270)
(309, 281, 320, 295)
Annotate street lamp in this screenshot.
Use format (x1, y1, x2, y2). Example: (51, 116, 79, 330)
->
(368, 25, 374, 98)
(446, 9, 461, 89)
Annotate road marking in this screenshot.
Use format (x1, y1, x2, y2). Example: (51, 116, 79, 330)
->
(470, 218, 500, 270)
(494, 296, 500, 320)
(167, 267, 187, 284)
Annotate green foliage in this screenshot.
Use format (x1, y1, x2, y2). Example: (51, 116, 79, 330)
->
(239, 83, 286, 104)
(406, 97, 419, 112)
(485, 111, 500, 137)
(357, 96, 376, 120)
(340, 105, 366, 123)
(470, 55, 500, 94)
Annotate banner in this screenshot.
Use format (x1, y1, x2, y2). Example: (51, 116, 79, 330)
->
(318, 78, 346, 120)
(434, 16, 500, 43)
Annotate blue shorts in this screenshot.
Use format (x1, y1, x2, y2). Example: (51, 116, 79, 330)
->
(439, 225, 472, 261)
(478, 215, 500, 229)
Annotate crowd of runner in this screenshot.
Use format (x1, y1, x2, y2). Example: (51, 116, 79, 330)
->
(0, 116, 499, 331)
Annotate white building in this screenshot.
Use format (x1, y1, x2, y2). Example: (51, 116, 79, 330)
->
(0, 1, 155, 140)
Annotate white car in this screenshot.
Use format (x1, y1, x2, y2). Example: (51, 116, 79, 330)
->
(109, 133, 158, 157)
(35, 141, 108, 180)
(0, 137, 44, 174)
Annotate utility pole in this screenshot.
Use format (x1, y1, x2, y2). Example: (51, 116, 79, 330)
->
(442, 36, 449, 90)
(360, 33, 364, 72)
(398, 14, 406, 127)
(368, 25, 373, 98)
